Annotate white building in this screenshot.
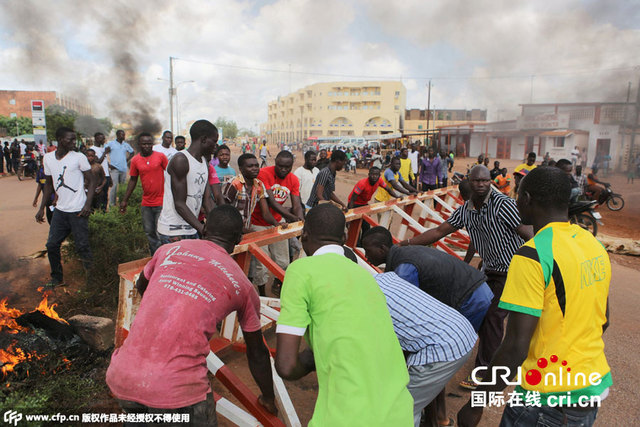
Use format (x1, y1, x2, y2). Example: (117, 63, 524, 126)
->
(438, 102, 638, 170)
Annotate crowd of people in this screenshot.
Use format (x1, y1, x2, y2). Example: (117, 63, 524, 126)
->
(29, 121, 613, 426)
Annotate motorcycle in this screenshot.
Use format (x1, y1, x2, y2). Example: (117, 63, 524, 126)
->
(569, 200, 602, 237)
(599, 184, 624, 211)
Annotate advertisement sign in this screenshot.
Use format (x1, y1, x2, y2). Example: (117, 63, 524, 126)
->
(31, 100, 47, 145)
(517, 113, 570, 130)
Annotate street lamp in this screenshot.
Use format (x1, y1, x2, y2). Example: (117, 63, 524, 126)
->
(157, 77, 194, 135)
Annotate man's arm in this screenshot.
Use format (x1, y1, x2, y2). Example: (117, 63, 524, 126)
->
(401, 179, 417, 194)
(330, 191, 348, 210)
(136, 271, 150, 297)
(388, 178, 410, 195)
(463, 241, 477, 264)
(210, 183, 224, 206)
(33, 180, 43, 207)
(258, 197, 278, 226)
(243, 330, 277, 414)
(290, 194, 304, 221)
(35, 176, 54, 223)
(516, 224, 534, 241)
(119, 175, 139, 213)
(275, 333, 316, 380)
(458, 312, 538, 427)
(347, 188, 360, 209)
(603, 298, 610, 333)
(316, 183, 326, 201)
(266, 189, 297, 222)
(383, 184, 400, 198)
(168, 153, 204, 235)
(81, 169, 96, 217)
(95, 168, 106, 193)
(399, 221, 457, 246)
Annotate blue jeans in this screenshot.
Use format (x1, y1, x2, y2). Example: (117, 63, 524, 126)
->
(46, 210, 92, 283)
(158, 232, 199, 245)
(141, 206, 163, 255)
(500, 404, 598, 427)
(458, 282, 493, 332)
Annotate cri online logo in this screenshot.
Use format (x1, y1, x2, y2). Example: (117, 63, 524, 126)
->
(472, 355, 603, 387)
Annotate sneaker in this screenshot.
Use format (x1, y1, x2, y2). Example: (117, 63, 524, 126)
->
(42, 280, 62, 289)
(459, 374, 481, 390)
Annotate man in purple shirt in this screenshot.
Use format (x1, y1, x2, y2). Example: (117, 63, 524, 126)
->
(419, 147, 441, 191)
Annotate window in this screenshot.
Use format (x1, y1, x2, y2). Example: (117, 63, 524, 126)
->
(9, 99, 16, 105)
(363, 91, 368, 95)
(554, 137, 565, 148)
(394, 91, 400, 97)
(10, 112, 17, 118)
(394, 105, 399, 110)
(344, 92, 349, 96)
(328, 92, 333, 96)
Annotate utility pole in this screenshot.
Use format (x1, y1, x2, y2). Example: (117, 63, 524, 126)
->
(426, 80, 431, 145)
(630, 75, 640, 159)
(530, 75, 534, 103)
(169, 56, 175, 135)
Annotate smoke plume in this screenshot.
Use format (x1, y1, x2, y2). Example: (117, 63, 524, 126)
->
(0, 0, 166, 135)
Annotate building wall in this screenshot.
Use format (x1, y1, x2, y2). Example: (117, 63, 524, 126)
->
(0, 90, 93, 118)
(404, 108, 486, 134)
(265, 81, 406, 144)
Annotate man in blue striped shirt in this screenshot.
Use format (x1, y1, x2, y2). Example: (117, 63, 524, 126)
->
(375, 272, 477, 427)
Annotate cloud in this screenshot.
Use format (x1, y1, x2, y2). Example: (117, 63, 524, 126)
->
(0, 0, 638, 131)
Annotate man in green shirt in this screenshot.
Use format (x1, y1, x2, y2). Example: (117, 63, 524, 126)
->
(275, 204, 414, 427)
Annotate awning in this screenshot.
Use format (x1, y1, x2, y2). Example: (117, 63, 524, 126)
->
(540, 130, 573, 137)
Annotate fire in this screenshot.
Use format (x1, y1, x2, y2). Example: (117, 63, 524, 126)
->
(34, 291, 68, 325)
(1, 290, 69, 377)
(0, 342, 27, 376)
(0, 298, 28, 334)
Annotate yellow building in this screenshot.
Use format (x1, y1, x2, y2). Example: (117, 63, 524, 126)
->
(265, 81, 406, 143)
(403, 108, 487, 136)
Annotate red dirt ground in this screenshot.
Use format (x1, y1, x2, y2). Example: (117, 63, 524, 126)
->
(1, 151, 638, 425)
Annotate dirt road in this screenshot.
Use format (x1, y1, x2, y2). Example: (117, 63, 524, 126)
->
(1, 150, 639, 425)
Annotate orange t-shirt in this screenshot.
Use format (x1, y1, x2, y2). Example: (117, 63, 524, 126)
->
(494, 174, 511, 195)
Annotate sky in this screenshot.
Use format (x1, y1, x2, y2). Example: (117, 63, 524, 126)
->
(0, 0, 639, 134)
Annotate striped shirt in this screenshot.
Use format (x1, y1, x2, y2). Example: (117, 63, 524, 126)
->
(447, 190, 524, 273)
(375, 272, 477, 366)
(306, 167, 335, 207)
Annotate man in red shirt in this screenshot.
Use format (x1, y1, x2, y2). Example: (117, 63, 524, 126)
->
(120, 132, 168, 255)
(348, 166, 399, 246)
(106, 205, 277, 423)
(348, 166, 399, 209)
(251, 151, 304, 297)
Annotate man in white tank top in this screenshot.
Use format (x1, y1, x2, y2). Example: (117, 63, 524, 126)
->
(157, 120, 218, 244)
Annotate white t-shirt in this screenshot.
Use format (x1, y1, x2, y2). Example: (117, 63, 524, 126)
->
(19, 142, 26, 155)
(293, 166, 319, 206)
(571, 148, 579, 161)
(157, 150, 208, 236)
(260, 145, 268, 157)
(409, 150, 419, 174)
(153, 144, 178, 161)
(43, 151, 91, 212)
(91, 145, 110, 177)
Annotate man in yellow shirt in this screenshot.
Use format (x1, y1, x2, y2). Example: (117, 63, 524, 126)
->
(458, 166, 611, 427)
(375, 157, 417, 203)
(399, 147, 416, 187)
(513, 152, 537, 194)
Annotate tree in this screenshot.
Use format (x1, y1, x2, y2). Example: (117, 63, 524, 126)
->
(45, 105, 77, 141)
(238, 128, 257, 138)
(214, 117, 238, 140)
(0, 116, 33, 137)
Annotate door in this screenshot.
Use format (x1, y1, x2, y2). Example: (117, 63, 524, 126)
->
(496, 137, 511, 159)
(525, 136, 535, 156)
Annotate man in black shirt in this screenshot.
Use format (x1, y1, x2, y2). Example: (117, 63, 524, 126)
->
(306, 150, 347, 209)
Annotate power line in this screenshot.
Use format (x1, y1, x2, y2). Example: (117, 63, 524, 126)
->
(174, 56, 638, 81)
